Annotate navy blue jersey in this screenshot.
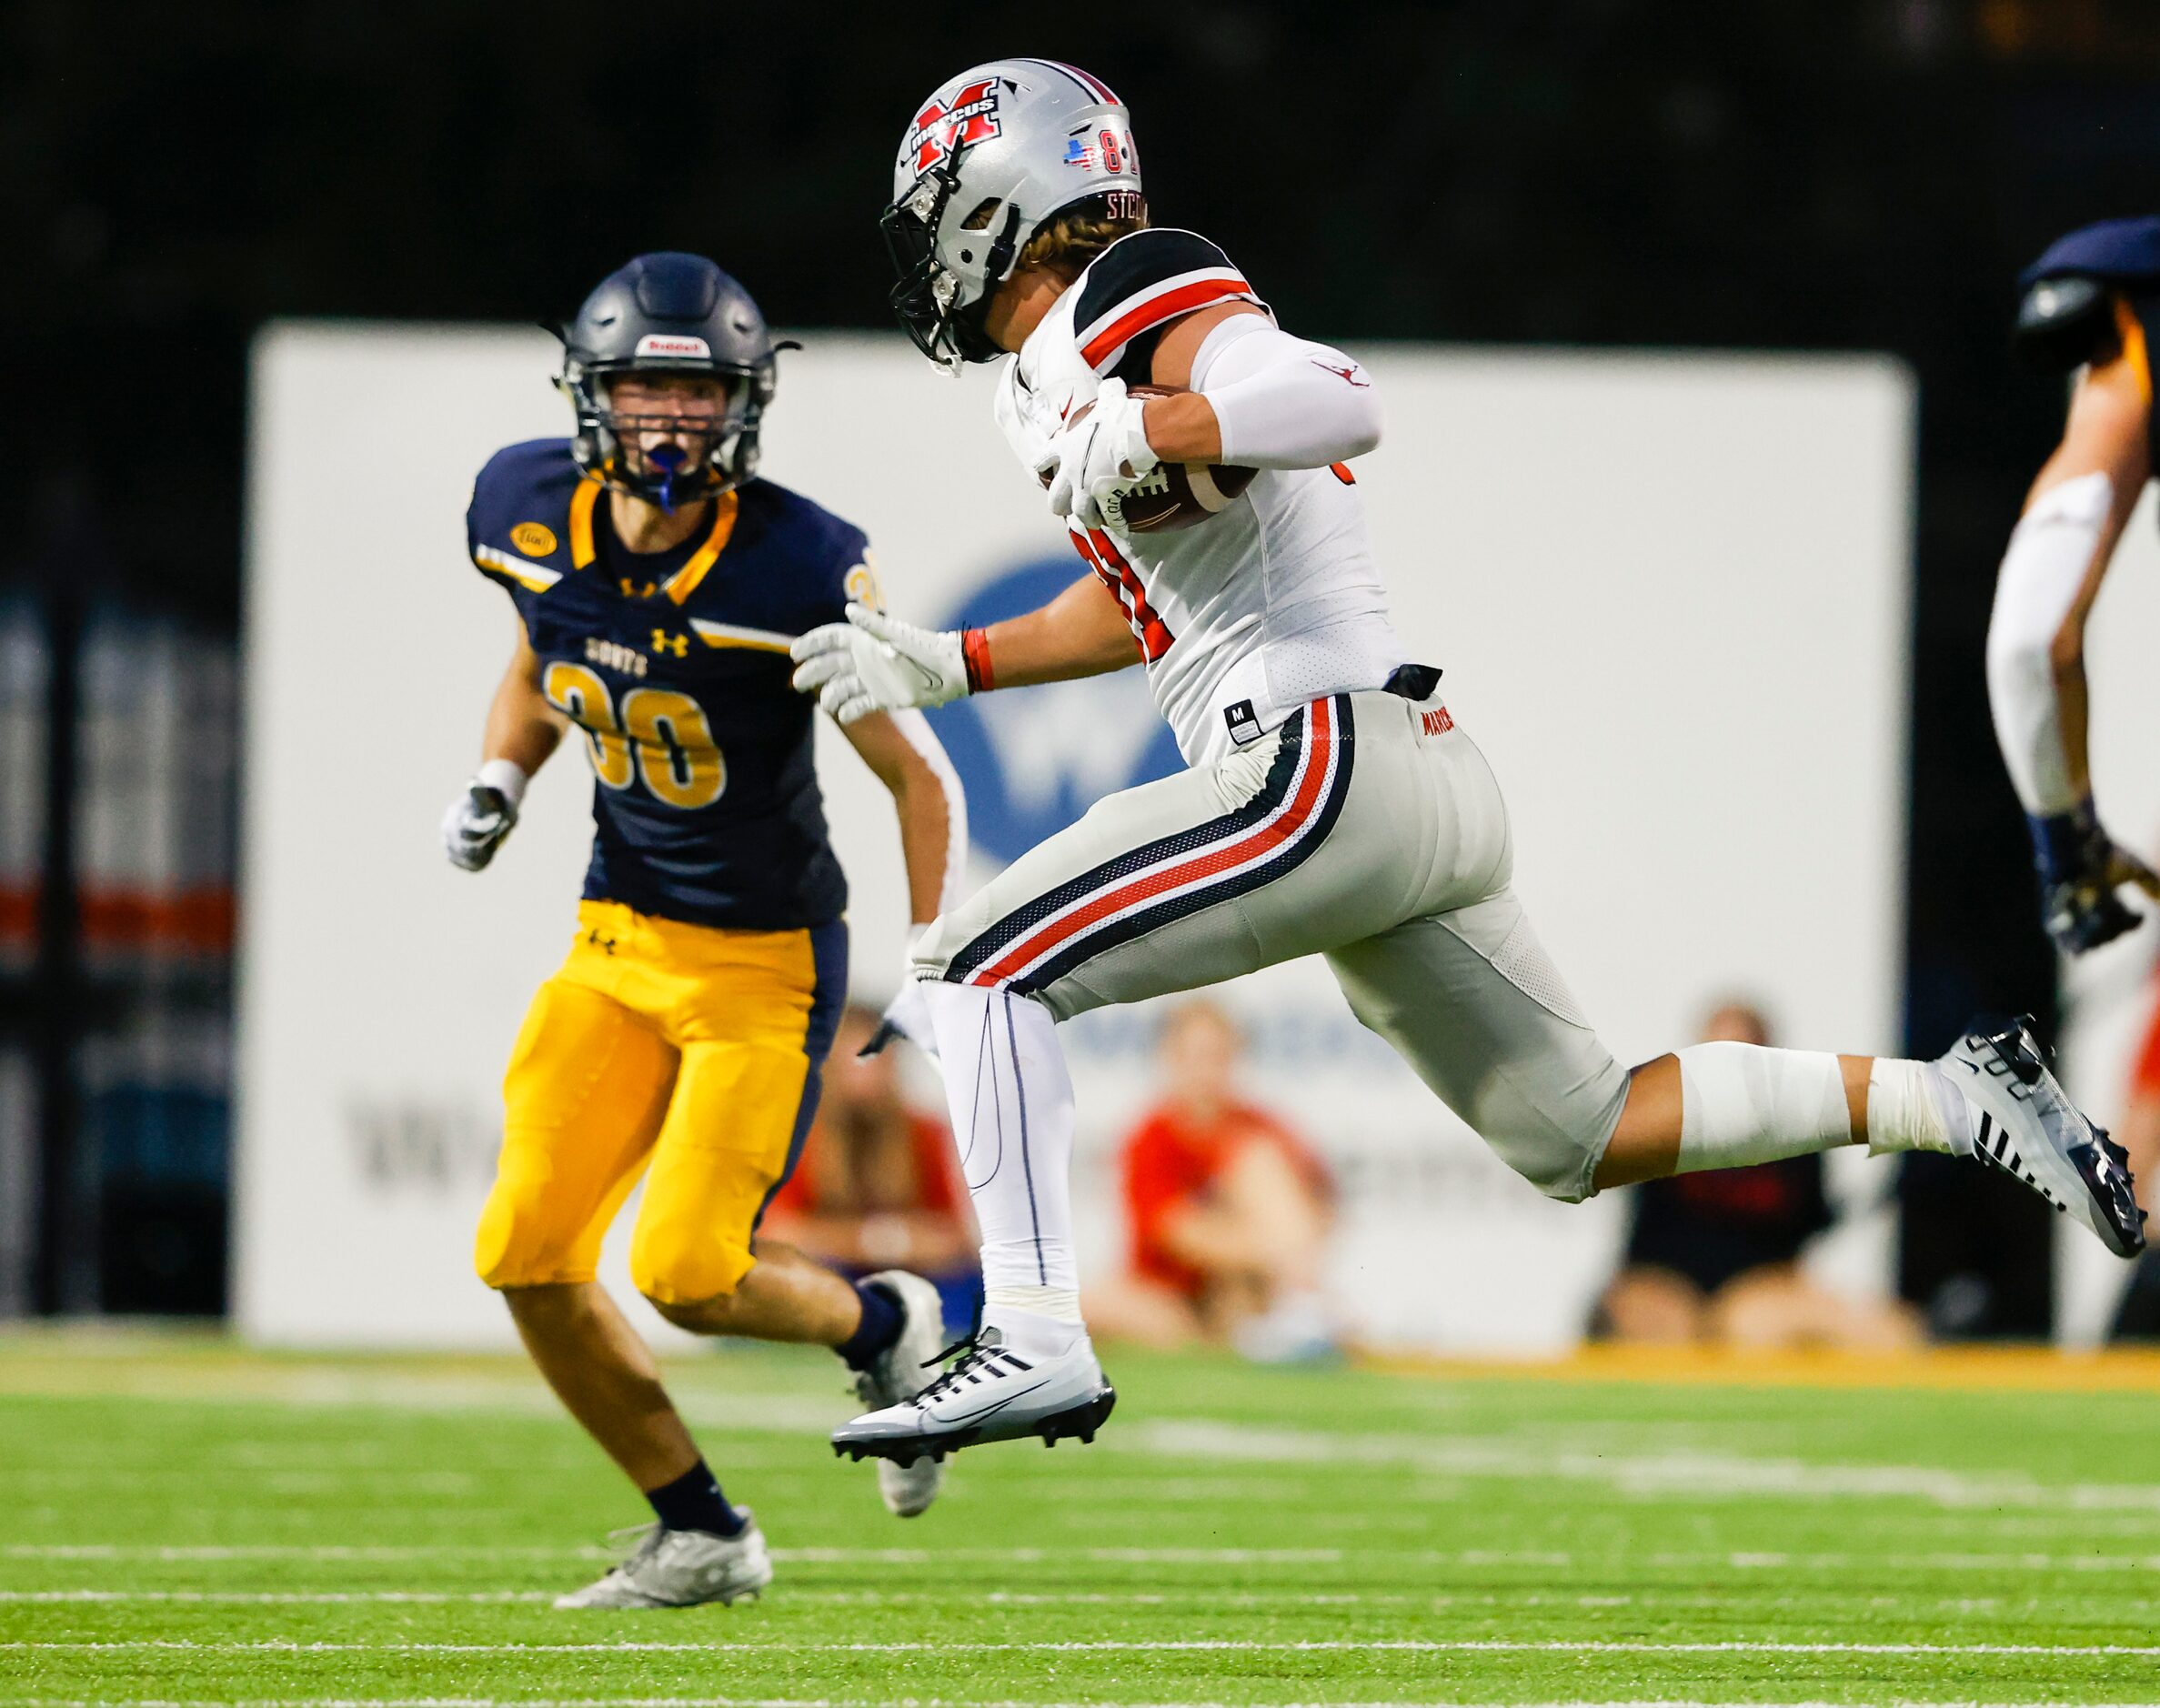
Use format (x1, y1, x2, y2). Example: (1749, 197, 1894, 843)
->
(467, 439, 877, 929)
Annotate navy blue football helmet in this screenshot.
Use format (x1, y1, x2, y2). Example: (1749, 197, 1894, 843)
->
(556, 253, 789, 510)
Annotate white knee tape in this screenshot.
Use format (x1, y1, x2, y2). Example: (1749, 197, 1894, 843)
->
(1674, 1042, 1851, 1173)
(1985, 470, 2112, 817)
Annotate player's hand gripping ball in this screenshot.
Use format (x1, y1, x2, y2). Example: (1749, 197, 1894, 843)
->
(1040, 381, 1256, 534)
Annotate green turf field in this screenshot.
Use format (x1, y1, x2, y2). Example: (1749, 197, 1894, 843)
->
(4, 1333, 2159, 1706)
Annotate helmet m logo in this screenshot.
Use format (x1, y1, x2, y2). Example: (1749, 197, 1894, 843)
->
(906, 79, 1001, 175)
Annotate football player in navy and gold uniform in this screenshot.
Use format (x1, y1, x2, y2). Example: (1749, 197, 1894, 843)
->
(1987, 216, 2160, 957)
(443, 254, 965, 1610)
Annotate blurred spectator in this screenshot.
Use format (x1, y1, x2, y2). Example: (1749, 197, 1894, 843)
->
(1597, 1000, 1921, 1351)
(1086, 1000, 1337, 1361)
(761, 1002, 978, 1331)
(2107, 991, 2160, 1341)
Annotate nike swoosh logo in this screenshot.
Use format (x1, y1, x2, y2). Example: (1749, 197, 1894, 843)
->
(933, 1377, 1051, 1427)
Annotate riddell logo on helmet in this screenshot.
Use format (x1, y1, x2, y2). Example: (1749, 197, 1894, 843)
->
(907, 79, 1001, 174)
(634, 334, 712, 359)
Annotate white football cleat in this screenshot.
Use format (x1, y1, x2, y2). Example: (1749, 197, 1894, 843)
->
(832, 1325, 1115, 1462)
(1939, 1014, 2146, 1258)
(851, 1270, 949, 1517)
(553, 1516, 772, 1610)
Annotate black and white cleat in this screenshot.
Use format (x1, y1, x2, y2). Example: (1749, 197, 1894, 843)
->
(830, 1326, 1116, 1463)
(1939, 1014, 2147, 1258)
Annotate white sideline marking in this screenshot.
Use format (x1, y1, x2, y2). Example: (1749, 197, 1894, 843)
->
(1134, 1418, 2160, 1513)
(6, 1638, 2160, 1658)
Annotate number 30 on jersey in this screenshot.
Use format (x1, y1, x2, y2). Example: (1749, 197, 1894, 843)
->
(542, 662, 726, 809)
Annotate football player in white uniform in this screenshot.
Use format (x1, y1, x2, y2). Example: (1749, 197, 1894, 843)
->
(794, 59, 2146, 1461)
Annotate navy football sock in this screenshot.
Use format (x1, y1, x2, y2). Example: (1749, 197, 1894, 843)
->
(836, 1279, 905, 1372)
(644, 1459, 743, 1536)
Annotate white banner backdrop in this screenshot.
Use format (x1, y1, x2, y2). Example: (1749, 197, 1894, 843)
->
(237, 326, 1913, 1351)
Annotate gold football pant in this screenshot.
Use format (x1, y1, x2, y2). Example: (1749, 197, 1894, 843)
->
(475, 901, 847, 1304)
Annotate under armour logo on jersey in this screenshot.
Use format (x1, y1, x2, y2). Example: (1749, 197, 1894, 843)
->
(586, 929, 617, 956)
(651, 629, 689, 658)
(620, 578, 658, 599)
(905, 78, 1001, 174)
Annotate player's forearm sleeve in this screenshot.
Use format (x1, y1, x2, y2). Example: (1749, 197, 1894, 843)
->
(889, 708, 969, 915)
(1984, 471, 2112, 817)
(1191, 318, 1382, 469)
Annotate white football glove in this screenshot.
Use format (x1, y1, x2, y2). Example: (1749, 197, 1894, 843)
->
(790, 603, 968, 725)
(1041, 377, 1160, 531)
(859, 929, 939, 1062)
(441, 759, 527, 872)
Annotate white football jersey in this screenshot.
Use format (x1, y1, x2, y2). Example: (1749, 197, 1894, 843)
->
(993, 227, 1405, 768)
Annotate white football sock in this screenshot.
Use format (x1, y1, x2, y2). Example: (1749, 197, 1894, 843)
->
(919, 980, 1086, 1350)
(1865, 1059, 1974, 1158)
(1673, 1042, 1853, 1172)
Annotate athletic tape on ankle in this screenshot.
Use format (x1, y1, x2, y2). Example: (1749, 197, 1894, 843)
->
(986, 1285, 1083, 1322)
(1865, 1059, 1957, 1157)
(1674, 1042, 1851, 1173)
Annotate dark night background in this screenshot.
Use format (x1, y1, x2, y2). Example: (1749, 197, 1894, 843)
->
(4, 0, 2156, 1321)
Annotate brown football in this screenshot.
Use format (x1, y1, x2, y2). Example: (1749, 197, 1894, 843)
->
(1049, 383, 1258, 533)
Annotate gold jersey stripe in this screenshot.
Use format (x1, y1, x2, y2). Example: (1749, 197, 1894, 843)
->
(688, 618, 795, 654)
(663, 490, 742, 605)
(473, 545, 561, 593)
(568, 476, 603, 568)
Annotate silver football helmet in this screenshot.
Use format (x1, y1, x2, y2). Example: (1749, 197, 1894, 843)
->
(882, 59, 1145, 374)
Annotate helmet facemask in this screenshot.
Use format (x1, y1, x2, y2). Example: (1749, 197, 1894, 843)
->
(881, 155, 1023, 376)
(557, 360, 768, 513)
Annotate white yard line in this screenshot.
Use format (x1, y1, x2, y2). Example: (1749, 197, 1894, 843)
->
(5, 1638, 2159, 1658)
(0, 1586, 2144, 1610)
(1131, 1419, 2160, 1513)
(0, 1545, 1347, 1564)
(0, 1592, 555, 1604)
(7, 1542, 2160, 1572)
(16, 1359, 2160, 1518)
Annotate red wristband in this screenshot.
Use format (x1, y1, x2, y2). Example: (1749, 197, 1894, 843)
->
(961, 627, 995, 694)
